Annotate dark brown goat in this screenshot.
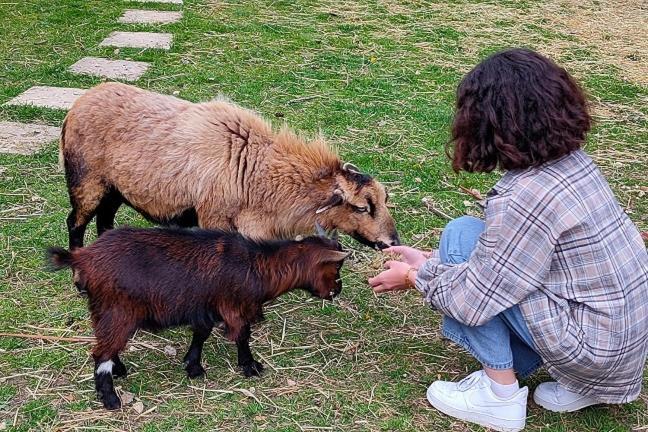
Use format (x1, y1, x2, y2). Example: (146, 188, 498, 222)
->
(47, 227, 347, 410)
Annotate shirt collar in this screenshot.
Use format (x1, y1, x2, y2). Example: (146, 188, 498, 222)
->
(489, 168, 527, 196)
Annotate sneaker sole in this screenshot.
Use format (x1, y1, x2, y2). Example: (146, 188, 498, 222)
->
(426, 387, 525, 432)
(533, 391, 599, 413)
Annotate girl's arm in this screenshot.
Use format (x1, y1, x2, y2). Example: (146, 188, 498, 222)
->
(416, 180, 572, 326)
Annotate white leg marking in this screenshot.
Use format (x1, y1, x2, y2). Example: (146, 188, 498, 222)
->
(96, 360, 115, 375)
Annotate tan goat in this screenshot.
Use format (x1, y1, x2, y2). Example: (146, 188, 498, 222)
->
(61, 83, 400, 250)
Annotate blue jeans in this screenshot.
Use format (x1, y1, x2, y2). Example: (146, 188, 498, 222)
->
(440, 216, 543, 379)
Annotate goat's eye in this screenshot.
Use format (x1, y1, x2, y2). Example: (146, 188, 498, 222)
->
(355, 206, 368, 213)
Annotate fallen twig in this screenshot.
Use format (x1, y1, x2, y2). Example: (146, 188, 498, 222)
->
(287, 95, 323, 104)
(421, 197, 452, 220)
(0, 332, 95, 343)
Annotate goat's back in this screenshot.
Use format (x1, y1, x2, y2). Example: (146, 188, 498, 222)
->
(62, 83, 275, 221)
(73, 228, 261, 313)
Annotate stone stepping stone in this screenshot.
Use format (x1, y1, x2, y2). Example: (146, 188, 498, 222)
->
(99, 31, 173, 50)
(69, 57, 150, 81)
(130, 0, 182, 4)
(4, 86, 87, 110)
(0, 121, 61, 155)
(119, 10, 183, 24)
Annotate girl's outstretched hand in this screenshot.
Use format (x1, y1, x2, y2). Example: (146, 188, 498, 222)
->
(368, 260, 414, 294)
(383, 245, 429, 269)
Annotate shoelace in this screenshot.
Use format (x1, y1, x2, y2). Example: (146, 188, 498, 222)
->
(554, 384, 572, 402)
(457, 372, 484, 391)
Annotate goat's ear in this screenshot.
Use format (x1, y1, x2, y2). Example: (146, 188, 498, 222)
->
(320, 250, 349, 263)
(315, 222, 327, 237)
(315, 189, 344, 214)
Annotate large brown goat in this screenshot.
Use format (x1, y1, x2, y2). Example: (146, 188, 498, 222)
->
(61, 83, 399, 250)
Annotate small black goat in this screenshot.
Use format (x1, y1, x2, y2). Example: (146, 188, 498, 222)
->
(47, 227, 347, 410)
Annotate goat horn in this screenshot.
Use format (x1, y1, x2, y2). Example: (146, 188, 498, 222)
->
(315, 188, 345, 214)
(315, 222, 327, 237)
(315, 205, 332, 214)
(342, 162, 361, 173)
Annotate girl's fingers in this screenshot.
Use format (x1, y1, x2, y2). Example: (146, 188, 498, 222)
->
(373, 284, 390, 294)
(368, 275, 383, 287)
(384, 246, 406, 255)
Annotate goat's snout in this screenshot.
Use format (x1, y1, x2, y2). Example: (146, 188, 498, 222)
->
(375, 233, 400, 250)
(325, 289, 340, 301)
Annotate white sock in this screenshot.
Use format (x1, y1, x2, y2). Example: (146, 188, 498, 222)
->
(489, 378, 520, 399)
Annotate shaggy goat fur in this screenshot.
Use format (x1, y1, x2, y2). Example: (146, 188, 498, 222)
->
(61, 83, 399, 250)
(47, 227, 347, 410)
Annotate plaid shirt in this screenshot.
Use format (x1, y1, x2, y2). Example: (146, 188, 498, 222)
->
(416, 150, 648, 403)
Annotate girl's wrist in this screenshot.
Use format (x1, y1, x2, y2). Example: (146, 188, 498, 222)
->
(405, 267, 417, 289)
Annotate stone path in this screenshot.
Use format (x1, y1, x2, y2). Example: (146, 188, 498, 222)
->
(69, 57, 150, 81)
(99, 31, 173, 50)
(4, 86, 87, 110)
(119, 10, 182, 24)
(0, 121, 61, 155)
(1, 0, 183, 155)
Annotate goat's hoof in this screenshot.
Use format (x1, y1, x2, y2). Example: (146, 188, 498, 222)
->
(101, 393, 121, 410)
(241, 361, 264, 377)
(185, 363, 205, 378)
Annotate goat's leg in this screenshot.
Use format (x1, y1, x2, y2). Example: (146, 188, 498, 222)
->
(66, 177, 106, 250)
(183, 325, 213, 378)
(93, 354, 121, 410)
(96, 188, 123, 236)
(92, 314, 133, 410)
(67, 208, 93, 250)
(111, 354, 127, 378)
(235, 324, 264, 377)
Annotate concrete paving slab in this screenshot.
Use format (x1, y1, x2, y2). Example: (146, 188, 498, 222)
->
(0, 121, 61, 155)
(3, 86, 87, 110)
(119, 10, 183, 24)
(69, 57, 150, 81)
(99, 31, 173, 50)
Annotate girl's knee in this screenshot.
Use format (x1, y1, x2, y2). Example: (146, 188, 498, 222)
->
(440, 216, 485, 264)
(445, 216, 485, 233)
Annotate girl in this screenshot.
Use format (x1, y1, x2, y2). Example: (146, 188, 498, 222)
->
(369, 48, 648, 432)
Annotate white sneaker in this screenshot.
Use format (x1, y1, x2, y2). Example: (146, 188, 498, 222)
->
(426, 370, 528, 432)
(533, 382, 599, 412)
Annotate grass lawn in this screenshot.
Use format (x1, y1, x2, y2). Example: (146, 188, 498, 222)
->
(0, 0, 646, 430)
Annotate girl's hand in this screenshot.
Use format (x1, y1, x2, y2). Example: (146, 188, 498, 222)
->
(368, 261, 415, 294)
(384, 246, 429, 269)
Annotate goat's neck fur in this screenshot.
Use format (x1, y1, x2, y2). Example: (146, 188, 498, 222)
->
(200, 102, 342, 239)
(254, 247, 311, 302)
(252, 129, 342, 237)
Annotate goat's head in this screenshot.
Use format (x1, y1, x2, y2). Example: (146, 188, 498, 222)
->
(299, 232, 347, 300)
(315, 163, 400, 250)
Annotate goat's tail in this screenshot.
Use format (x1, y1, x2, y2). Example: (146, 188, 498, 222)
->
(46, 247, 74, 271)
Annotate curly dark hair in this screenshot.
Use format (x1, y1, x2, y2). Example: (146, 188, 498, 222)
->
(449, 48, 591, 173)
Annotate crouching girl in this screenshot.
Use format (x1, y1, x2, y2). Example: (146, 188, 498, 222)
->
(369, 48, 648, 431)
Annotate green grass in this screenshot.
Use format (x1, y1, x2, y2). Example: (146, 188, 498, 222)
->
(1, 0, 646, 431)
